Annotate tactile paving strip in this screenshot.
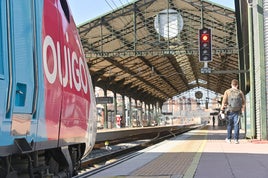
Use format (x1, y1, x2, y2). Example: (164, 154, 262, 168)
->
(130, 127, 208, 178)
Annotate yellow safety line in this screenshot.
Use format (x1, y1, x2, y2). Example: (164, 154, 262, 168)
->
(183, 127, 208, 178)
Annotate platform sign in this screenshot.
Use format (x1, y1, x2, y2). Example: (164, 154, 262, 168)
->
(162, 112, 173, 115)
(96, 97, 113, 104)
(201, 67, 212, 74)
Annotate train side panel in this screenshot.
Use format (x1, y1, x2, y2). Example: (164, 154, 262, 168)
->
(42, 0, 97, 150)
(0, 0, 97, 176)
(0, 0, 39, 152)
(0, 0, 97, 156)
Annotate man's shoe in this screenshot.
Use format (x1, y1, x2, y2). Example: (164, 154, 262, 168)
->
(225, 138, 231, 143)
(234, 140, 239, 144)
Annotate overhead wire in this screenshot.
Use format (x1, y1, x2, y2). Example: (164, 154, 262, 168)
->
(105, 0, 163, 49)
(103, 0, 152, 78)
(104, 0, 134, 50)
(105, 0, 148, 48)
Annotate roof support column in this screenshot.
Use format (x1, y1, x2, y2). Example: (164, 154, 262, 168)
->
(103, 89, 108, 129)
(247, 2, 256, 139)
(113, 91, 118, 127)
(148, 104, 151, 125)
(135, 100, 139, 127)
(129, 97, 132, 127)
(122, 95, 126, 127)
(141, 101, 145, 126)
(144, 103, 147, 122)
(153, 104, 157, 126)
(156, 102, 161, 124)
(138, 101, 143, 126)
(252, 0, 267, 140)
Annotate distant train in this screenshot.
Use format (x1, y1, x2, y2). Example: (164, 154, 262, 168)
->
(0, 0, 97, 177)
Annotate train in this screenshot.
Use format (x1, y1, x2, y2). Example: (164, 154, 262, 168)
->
(0, 0, 97, 177)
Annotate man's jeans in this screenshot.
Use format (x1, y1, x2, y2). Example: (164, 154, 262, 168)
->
(227, 111, 240, 140)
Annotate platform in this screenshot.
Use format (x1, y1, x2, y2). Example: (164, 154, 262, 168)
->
(90, 124, 268, 178)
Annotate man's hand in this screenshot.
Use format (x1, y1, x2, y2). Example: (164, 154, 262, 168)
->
(220, 110, 226, 119)
(240, 111, 244, 117)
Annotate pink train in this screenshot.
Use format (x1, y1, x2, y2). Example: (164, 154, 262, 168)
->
(0, 0, 97, 177)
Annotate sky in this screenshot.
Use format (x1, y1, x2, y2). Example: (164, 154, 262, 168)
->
(67, 0, 235, 25)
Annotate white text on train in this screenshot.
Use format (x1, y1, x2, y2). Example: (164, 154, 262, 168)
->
(43, 34, 88, 94)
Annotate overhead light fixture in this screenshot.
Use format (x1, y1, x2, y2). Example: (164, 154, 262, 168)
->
(154, 9, 183, 39)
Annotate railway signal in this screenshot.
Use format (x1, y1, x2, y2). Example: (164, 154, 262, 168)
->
(199, 28, 212, 62)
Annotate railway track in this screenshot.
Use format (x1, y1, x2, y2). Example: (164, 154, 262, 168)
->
(74, 125, 200, 177)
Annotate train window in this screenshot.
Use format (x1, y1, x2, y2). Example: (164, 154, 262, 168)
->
(60, 0, 70, 23)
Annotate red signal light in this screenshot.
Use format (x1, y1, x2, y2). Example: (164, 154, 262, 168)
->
(201, 34, 209, 42)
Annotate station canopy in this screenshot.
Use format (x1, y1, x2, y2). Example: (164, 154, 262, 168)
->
(77, 0, 238, 105)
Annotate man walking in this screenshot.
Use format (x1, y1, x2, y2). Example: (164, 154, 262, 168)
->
(221, 79, 245, 144)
